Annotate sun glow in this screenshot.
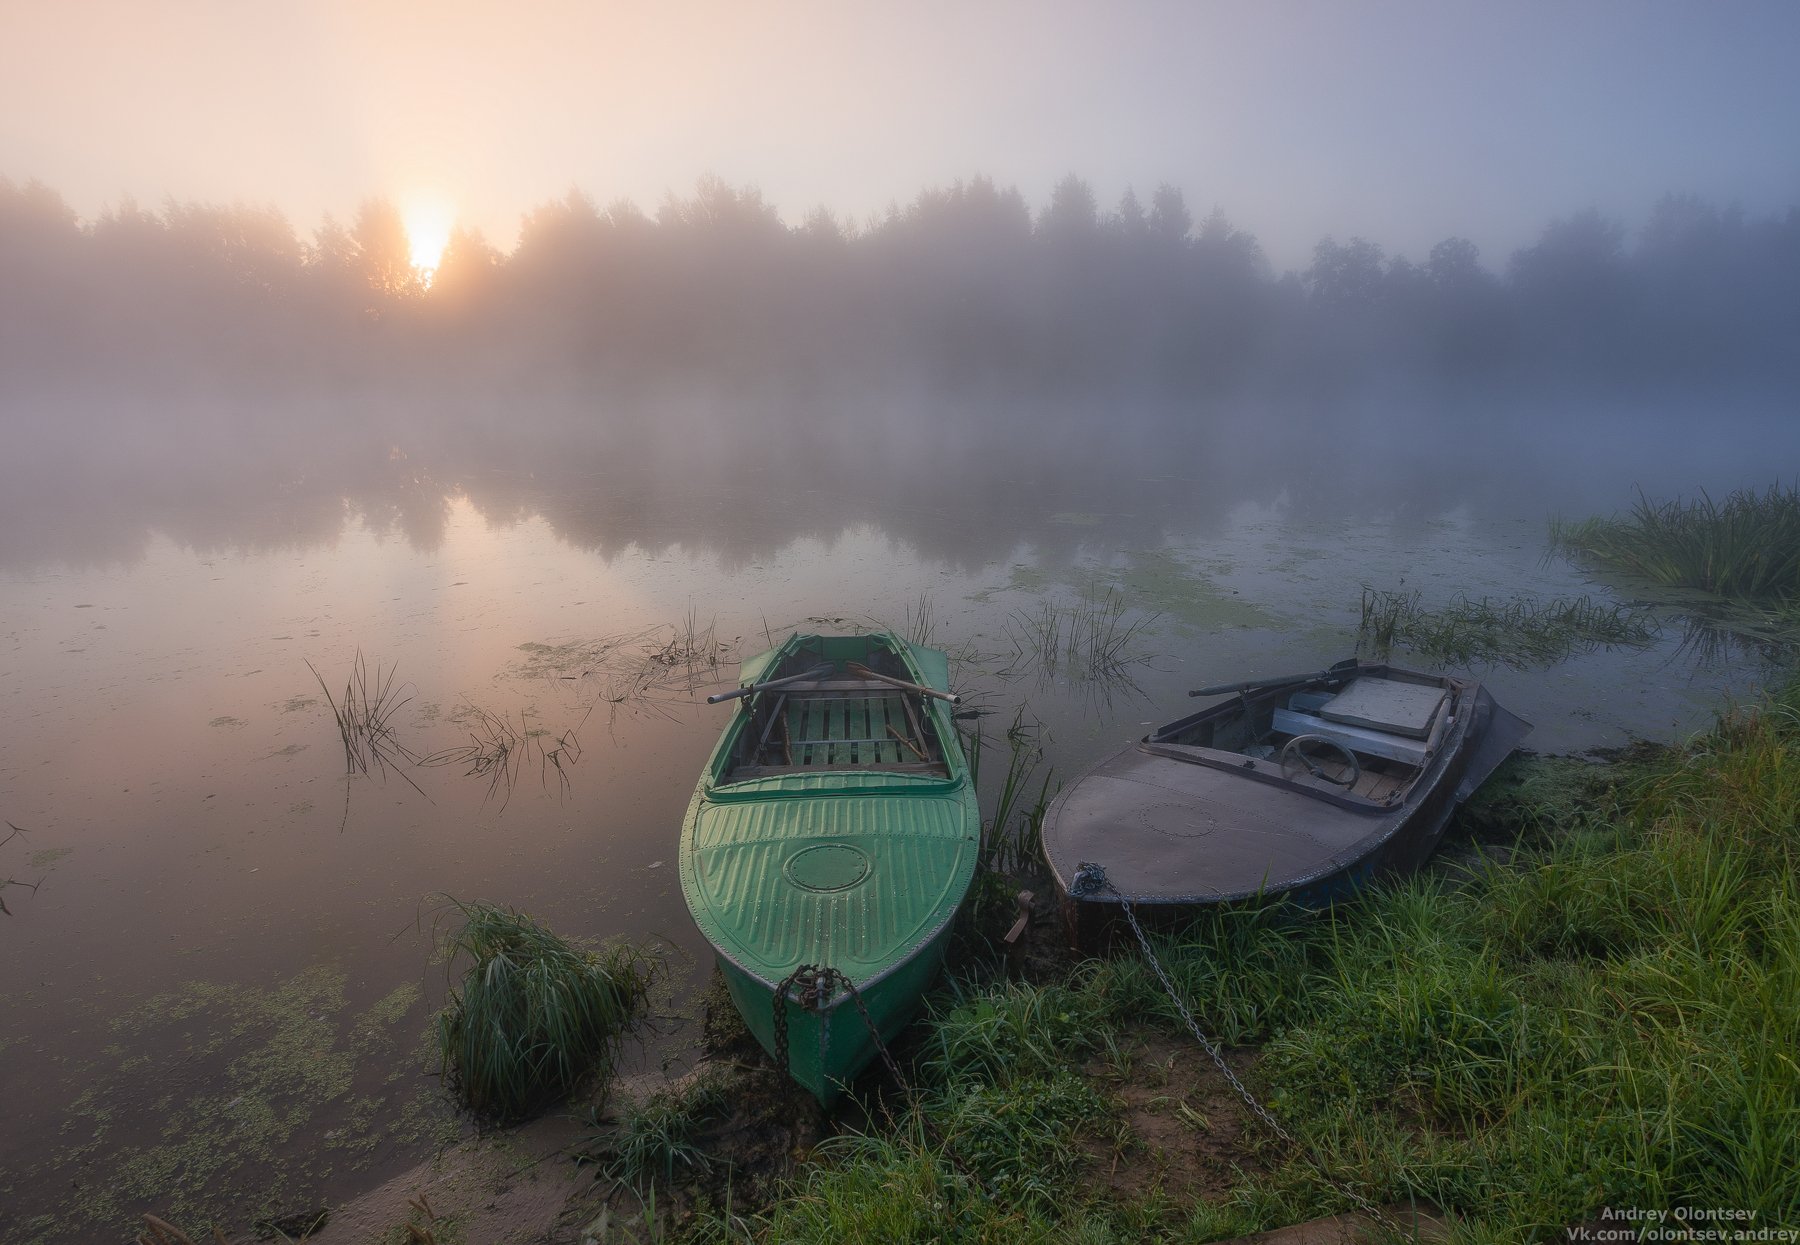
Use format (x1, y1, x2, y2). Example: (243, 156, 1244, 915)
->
(402, 196, 455, 283)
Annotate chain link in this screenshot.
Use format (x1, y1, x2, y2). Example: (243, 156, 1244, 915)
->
(1072, 861, 1401, 1233)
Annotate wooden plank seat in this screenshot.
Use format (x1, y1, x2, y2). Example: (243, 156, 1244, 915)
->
(737, 683, 945, 775)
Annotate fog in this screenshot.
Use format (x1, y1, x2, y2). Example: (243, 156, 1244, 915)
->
(2, 175, 1796, 575)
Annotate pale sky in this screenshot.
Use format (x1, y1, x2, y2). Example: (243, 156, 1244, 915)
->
(4, 0, 1797, 271)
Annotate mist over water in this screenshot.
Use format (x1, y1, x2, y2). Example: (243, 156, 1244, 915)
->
(3, 174, 1798, 1240)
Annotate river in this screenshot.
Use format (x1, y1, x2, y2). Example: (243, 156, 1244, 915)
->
(0, 404, 1780, 1241)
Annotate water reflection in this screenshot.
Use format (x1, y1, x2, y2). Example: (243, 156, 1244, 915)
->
(8, 391, 1795, 575)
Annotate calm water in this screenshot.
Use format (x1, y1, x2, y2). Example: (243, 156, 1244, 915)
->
(0, 418, 1777, 1241)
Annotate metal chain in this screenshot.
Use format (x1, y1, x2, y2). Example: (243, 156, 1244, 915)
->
(1071, 862, 1401, 1233)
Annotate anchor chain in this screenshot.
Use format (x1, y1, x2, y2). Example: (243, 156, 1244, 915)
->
(1070, 861, 1401, 1233)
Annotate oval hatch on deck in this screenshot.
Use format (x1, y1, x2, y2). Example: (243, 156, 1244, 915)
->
(1136, 801, 1222, 839)
(784, 843, 872, 892)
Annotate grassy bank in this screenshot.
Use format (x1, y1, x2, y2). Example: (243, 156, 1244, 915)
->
(1548, 483, 1800, 601)
(658, 674, 1800, 1243)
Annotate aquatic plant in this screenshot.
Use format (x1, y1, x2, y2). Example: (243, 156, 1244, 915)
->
(963, 708, 1056, 874)
(0, 821, 41, 915)
(134, 1212, 235, 1245)
(433, 899, 655, 1122)
(1548, 482, 1800, 601)
(1358, 586, 1658, 668)
(305, 651, 426, 792)
(1004, 587, 1157, 688)
(905, 591, 937, 647)
(416, 703, 583, 809)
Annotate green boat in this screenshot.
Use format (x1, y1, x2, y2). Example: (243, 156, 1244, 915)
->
(680, 631, 980, 1104)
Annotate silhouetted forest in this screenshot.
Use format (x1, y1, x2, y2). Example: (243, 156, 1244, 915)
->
(3, 173, 1797, 571)
(5, 173, 1797, 413)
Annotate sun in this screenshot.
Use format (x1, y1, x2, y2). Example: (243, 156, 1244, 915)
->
(401, 195, 455, 282)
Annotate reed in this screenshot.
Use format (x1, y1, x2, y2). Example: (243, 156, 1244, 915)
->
(432, 899, 655, 1122)
(1548, 483, 1800, 601)
(1358, 586, 1658, 668)
(905, 591, 936, 647)
(305, 651, 427, 798)
(1, 821, 41, 916)
(417, 704, 583, 809)
(1005, 588, 1157, 686)
(966, 708, 1057, 874)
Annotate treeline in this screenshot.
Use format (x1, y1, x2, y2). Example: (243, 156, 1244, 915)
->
(3, 172, 1798, 410)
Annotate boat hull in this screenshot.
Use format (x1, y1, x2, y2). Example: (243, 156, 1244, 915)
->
(714, 914, 957, 1102)
(1042, 661, 1529, 947)
(680, 632, 980, 1104)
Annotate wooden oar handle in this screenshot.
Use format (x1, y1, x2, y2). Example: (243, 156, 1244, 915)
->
(846, 661, 961, 705)
(706, 663, 835, 704)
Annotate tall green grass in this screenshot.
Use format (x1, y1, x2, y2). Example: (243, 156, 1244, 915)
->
(1549, 483, 1800, 600)
(1004, 589, 1157, 687)
(433, 899, 655, 1122)
(964, 708, 1057, 874)
(590, 1071, 730, 1196)
(1358, 586, 1658, 669)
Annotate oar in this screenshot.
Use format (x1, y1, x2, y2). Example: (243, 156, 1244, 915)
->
(705, 663, 835, 705)
(845, 661, 962, 705)
(1188, 660, 1356, 698)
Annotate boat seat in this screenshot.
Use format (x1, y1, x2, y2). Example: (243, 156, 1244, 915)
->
(1316, 677, 1447, 739)
(1265, 677, 1451, 770)
(750, 688, 939, 771)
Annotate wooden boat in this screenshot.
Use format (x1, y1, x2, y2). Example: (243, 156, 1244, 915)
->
(680, 631, 979, 1104)
(1041, 658, 1530, 944)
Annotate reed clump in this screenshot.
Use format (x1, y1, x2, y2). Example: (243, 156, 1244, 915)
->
(433, 899, 655, 1123)
(1358, 586, 1658, 668)
(306, 651, 423, 783)
(965, 707, 1057, 874)
(1549, 482, 1800, 601)
(1004, 589, 1156, 685)
(417, 704, 583, 809)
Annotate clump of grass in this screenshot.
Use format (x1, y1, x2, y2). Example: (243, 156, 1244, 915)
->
(1004, 588, 1157, 686)
(1358, 586, 1658, 668)
(1549, 482, 1800, 601)
(964, 708, 1057, 874)
(650, 607, 724, 673)
(305, 651, 424, 783)
(589, 1072, 731, 1195)
(433, 899, 655, 1123)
